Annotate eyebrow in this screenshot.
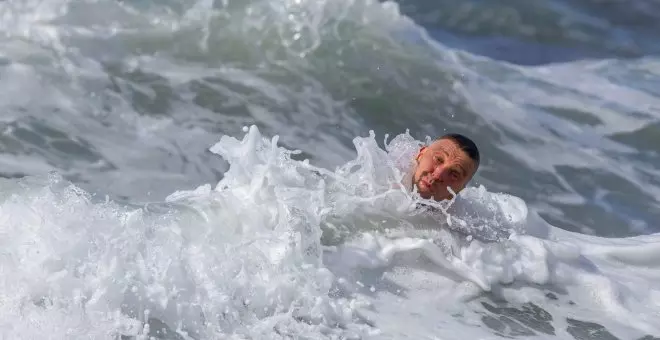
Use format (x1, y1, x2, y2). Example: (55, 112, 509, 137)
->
(435, 149, 468, 177)
(455, 165, 467, 177)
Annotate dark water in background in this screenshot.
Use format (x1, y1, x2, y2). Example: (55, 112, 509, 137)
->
(395, 0, 660, 65)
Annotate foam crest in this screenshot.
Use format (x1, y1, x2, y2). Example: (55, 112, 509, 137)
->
(0, 172, 371, 338)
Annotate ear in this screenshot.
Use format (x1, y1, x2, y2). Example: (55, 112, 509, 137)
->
(416, 146, 427, 161)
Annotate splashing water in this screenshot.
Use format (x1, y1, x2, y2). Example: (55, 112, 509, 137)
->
(1, 126, 659, 339)
(1, 0, 660, 339)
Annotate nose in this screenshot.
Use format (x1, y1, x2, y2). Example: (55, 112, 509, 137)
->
(431, 166, 447, 182)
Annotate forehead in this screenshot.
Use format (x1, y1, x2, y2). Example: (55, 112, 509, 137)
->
(427, 138, 477, 170)
(428, 139, 464, 156)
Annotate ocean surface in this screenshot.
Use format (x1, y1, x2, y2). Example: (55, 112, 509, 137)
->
(1, 0, 659, 339)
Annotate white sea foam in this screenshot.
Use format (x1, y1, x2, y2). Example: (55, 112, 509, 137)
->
(1, 126, 658, 339)
(1, 0, 660, 339)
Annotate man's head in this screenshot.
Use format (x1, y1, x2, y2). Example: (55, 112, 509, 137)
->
(413, 133, 480, 201)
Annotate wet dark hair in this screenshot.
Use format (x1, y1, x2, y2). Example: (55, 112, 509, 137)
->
(439, 133, 480, 167)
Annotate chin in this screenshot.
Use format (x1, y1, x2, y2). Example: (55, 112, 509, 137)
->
(432, 193, 451, 201)
(417, 191, 431, 199)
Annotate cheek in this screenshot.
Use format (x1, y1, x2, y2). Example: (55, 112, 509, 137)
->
(453, 179, 468, 189)
(416, 161, 433, 176)
(414, 168, 424, 180)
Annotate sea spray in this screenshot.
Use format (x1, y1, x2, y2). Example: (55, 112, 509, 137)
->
(1, 126, 660, 339)
(0, 146, 377, 339)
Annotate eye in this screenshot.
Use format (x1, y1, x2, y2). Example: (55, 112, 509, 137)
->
(434, 156, 443, 164)
(449, 170, 460, 180)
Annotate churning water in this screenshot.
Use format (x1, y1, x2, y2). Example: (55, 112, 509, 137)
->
(1, 0, 660, 339)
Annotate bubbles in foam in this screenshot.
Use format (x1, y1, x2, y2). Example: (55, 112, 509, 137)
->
(2, 125, 660, 339)
(0, 163, 371, 338)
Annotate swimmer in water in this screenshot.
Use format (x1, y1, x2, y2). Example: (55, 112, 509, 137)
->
(410, 133, 480, 201)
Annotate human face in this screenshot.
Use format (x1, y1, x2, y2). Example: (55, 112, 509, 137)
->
(412, 138, 477, 201)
